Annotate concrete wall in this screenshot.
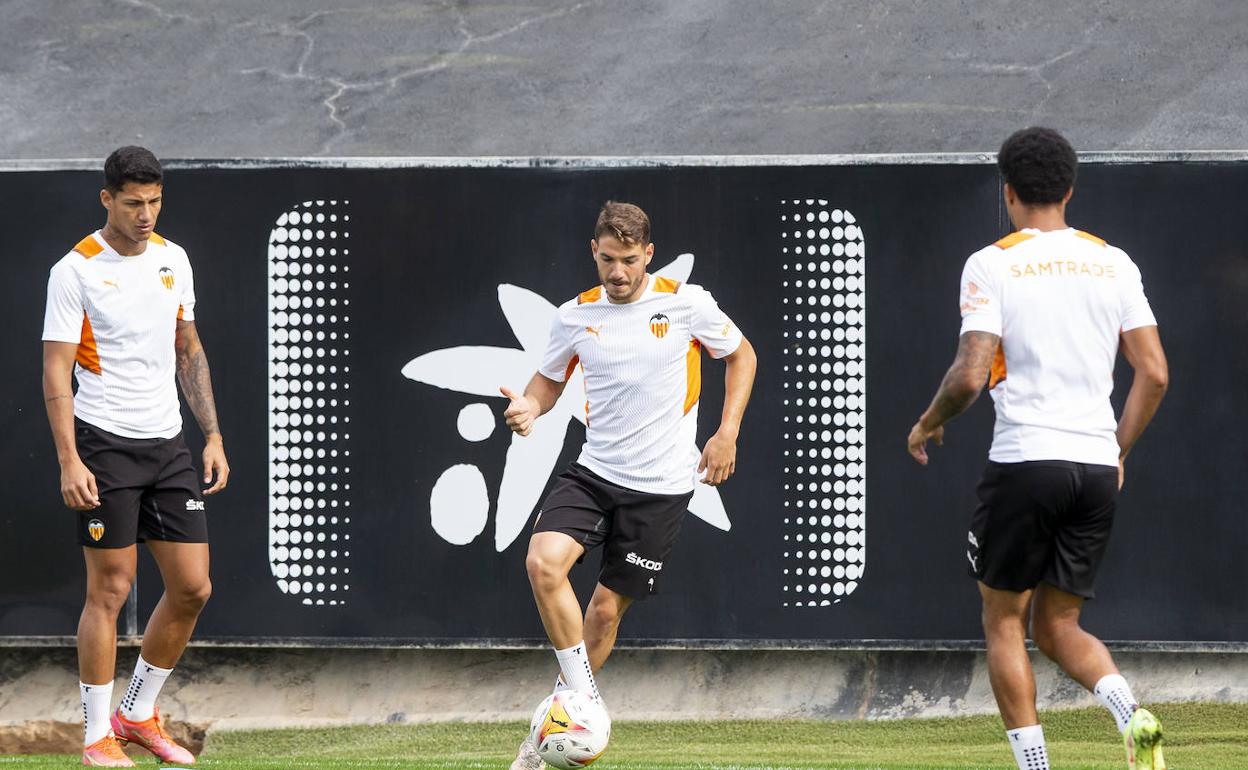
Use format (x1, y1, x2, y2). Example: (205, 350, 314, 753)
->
(3, 1, 1247, 157)
(2, 645, 1243, 734)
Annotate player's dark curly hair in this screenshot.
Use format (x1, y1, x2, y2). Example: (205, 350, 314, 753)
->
(996, 127, 1077, 205)
(104, 146, 163, 193)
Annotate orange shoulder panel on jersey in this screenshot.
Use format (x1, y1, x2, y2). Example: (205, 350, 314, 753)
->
(72, 235, 104, 259)
(993, 232, 1035, 250)
(988, 341, 1006, 390)
(653, 276, 682, 294)
(148, 232, 168, 246)
(563, 355, 580, 382)
(1074, 230, 1107, 247)
(577, 286, 602, 304)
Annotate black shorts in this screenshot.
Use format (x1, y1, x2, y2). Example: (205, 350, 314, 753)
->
(533, 463, 693, 600)
(967, 460, 1117, 599)
(74, 418, 208, 549)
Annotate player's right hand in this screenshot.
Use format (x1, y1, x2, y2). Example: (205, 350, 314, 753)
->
(906, 419, 944, 465)
(501, 386, 537, 436)
(60, 457, 100, 510)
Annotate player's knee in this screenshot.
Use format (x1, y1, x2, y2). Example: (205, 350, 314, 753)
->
(1031, 620, 1057, 657)
(85, 575, 134, 615)
(585, 598, 624, 632)
(981, 608, 1025, 641)
(1031, 610, 1077, 655)
(525, 550, 564, 591)
(172, 578, 212, 614)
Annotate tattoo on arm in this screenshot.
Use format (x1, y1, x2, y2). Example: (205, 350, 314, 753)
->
(175, 321, 221, 438)
(922, 331, 1000, 429)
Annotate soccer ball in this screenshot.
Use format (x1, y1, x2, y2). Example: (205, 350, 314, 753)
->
(528, 689, 611, 768)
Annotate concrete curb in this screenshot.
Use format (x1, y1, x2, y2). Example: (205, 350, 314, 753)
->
(1, 647, 1243, 731)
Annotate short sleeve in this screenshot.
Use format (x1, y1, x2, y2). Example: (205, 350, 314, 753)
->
(958, 251, 1002, 337)
(42, 261, 85, 343)
(1117, 255, 1156, 332)
(177, 251, 196, 322)
(538, 313, 577, 382)
(685, 284, 743, 359)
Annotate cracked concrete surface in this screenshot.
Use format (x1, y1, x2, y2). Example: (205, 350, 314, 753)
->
(1, 2, 1245, 157)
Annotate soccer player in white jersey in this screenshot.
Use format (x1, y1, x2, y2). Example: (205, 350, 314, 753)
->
(907, 128, 1170, 770)
(504, 201, 756, 769)
(42, 147, 230, 767)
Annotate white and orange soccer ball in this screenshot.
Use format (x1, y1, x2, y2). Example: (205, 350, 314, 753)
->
(528, 689, 611, 769)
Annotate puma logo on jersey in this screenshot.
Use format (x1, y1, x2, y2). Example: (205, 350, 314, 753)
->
(102, 279, 120, 289)
(585, 326, 601, 339)
(626, 552, 663, 571)
(185, 499, 205, 511)
(159, 266, 175, 290)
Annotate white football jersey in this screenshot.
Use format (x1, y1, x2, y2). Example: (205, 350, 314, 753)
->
(42, 231, 196, 439)
(540, 275, 744, 494)
(959, 228, 1157, 466)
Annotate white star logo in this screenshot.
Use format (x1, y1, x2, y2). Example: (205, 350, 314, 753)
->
(402, 253, 731, 551)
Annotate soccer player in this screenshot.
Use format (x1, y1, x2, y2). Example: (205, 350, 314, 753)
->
(907, 128, 1169, 770)
(504, 202, 756, 769)
(42, 147, 229, 767)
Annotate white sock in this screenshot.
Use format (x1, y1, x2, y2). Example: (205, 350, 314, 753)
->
(1094, 673, 1138, 733)
(554, 642, 600, 702)
(80, 681, 114, 746)
(120, 656, 173, 722)
(1006, 724, 1050, 770)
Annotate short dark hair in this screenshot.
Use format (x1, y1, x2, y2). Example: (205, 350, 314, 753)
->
(103, 146, 163, 193)
(996, 127, 1077, 205)
(594, 201, 650, 245)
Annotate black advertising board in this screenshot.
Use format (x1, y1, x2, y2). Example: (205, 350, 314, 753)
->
(1, 158, 1244, 644)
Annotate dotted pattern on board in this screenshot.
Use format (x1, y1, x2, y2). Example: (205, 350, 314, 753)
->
(778, 200, 866, 608)
(267, 200, 352, 607)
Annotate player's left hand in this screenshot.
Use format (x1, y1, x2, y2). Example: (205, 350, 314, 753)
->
(698, 430, 737, 485)
(907, 420, 943, 465)
(202, 435, 230, 494)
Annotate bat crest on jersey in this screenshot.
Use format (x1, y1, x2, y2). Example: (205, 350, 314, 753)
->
(158, 266, 175, 290)
(649, 313, 670, 339)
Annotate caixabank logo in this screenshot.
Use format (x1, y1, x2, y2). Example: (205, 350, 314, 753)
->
(263, 194, 868, 612)
(400, 253, 732, 553)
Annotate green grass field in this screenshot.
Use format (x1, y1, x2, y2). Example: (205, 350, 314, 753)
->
(3, 703, 1244, 769)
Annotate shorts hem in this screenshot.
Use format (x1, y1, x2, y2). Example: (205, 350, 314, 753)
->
(1040, 578, 1096, 601)
(598, 572, 653, 602)
(529, 526, 592, 557)
(140, 536, 211, 545)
